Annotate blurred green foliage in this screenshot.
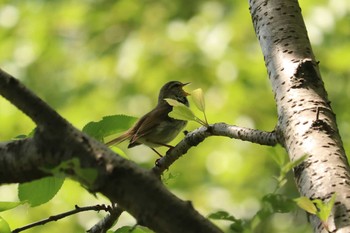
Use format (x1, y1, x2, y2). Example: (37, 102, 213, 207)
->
(0, 0, 349, 232)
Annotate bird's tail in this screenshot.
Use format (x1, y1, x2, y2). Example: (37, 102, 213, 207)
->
(105, 131, 130, 147)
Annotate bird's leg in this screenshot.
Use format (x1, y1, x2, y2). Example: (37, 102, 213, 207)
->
(153, 142, 176, 155)
(154, 142, 174, 149)
(147, 141, 174, 156)
(151, 148, 163, 158)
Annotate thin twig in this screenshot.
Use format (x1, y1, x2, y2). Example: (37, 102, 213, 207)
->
(87, 205, 124, 233)
(153, 123, 277, 176)
(12, 205, 112, 233)
(0, 69, 223, 233)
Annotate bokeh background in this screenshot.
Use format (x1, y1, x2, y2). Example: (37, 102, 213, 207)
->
(0, 0, 349, 232)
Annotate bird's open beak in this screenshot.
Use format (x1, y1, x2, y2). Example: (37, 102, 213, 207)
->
(182, 82, 191, 96)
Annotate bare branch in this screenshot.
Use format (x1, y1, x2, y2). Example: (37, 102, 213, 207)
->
(0, 70, 222, 233)
(153, 123, 277, 176)
(12, 205, 111, 233)
(87, 206, 124, 233)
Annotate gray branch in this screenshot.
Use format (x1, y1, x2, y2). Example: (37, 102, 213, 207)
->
(0, 69, 222, 233)
(87, 206, 124, 233)
(154, 123, 277, 176)
(0, 68, 279, 232)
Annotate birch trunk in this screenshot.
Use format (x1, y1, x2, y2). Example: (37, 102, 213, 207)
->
(249, 0, 350, 232)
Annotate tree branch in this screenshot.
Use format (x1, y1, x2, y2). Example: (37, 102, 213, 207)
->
(249, 0, 350, 232)
(0, 69, 222, 233)
(87, 205, 124, 233)
(12, 205, 111, 233)
(153, 123, 277, 176)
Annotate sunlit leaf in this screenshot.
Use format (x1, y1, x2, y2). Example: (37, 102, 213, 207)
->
(113, 226, 133, 233)
(0, 202, 24, 212)
(14, 128, 36, 139)
(282, 154, 308, 175)
(165, 98, 206, 125)
(191, 88, 205, 112)
(294, 196, 317, 214)
(83, 115, 137, 141)
(18, 176, 65, 207)
(165, 98, 197, 122)
(314, 193, 336, 222)
(0, 216, 11, 233)
(110, 146, 128, 158)
(14, 134, 27, 139)
(164, 98, 184, 107)
(168, 105, 197, 122)
(190, 88, 209, 125)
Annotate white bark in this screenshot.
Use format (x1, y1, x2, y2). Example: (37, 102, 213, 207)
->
(249, 0, 350, 232)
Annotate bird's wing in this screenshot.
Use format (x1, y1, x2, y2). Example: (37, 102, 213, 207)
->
(129, 104, 170, 146)
(105, 129, 132, 146)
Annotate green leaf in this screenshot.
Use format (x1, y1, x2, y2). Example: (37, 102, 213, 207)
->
(271, 151, 287, 167)
(191, 88, 209, 125)
(295, 194, 336, 224)
(164, 98, 184, 107)
(161, 172, 179, 184)
(165, 98, 197, 122)
(229, 220, 245, 233)
(14, 128, 36, 139)
(274, 177, 287, 188)
(0, 216, 11, 233)
(110, 146, 128, 158)
(208, 210, 237, 222)
(83, 115, 137, 141)
(42, 158, 98, 187)
(165, 98, 206, 125)
(261, 193, 296, 213)
(191, 88, 205, 112)
(273, 154, 308, 192)
(314, 193, 336, 222)
(253, 194, 295, 229)
(113, 226, 131, 233)
(208, 211, 245, 232)
(0, 202, 24, 212)
(14, 134, 27, 139)
(18, 176, 65, 207)
(282, 154, 308, 175)
(294, 196, 317, 214)
(114, 226, 152, 233)
(168, 105, 197, 122)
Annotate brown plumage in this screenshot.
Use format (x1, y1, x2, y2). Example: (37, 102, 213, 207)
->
(106, 81, 190, 156)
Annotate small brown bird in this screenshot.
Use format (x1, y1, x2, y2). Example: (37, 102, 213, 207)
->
(106, 81, 190, 156)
